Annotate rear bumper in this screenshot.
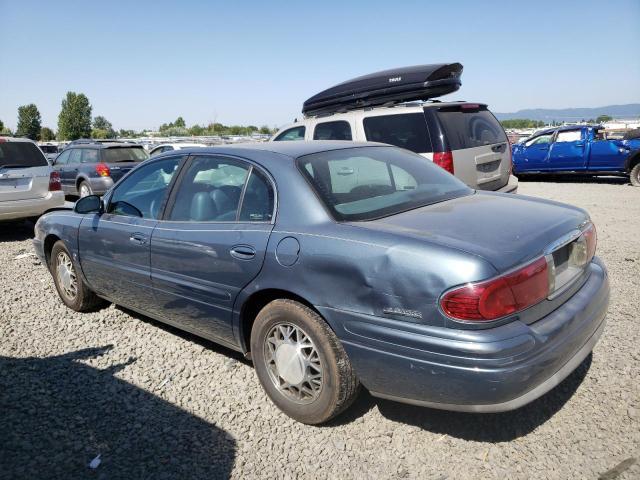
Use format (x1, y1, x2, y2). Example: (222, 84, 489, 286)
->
(87, 177, 114, 195)
(319, 258, 608, 412)
(0, 191, 65, 221)
(497, 174, 519, 193)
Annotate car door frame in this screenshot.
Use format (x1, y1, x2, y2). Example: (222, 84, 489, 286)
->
(149, 152, 278, 348)
(545, 128, 588, 171)
(520, 131, 556, 171)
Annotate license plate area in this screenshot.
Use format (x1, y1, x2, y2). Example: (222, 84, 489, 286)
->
(546, 232, 589, 299)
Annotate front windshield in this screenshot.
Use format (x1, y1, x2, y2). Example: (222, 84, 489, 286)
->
(297, 146, 472, 221)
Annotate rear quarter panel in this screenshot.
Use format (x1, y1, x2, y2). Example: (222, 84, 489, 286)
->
(34, 211, 82, 266)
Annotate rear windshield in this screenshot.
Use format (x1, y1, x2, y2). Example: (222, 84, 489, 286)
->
(0, 141, 48, 168)
(297, 146, 471, 221)
(363, 113, 433, 153)
(103, 147, 148, 163)
(435, 106, 507, 150)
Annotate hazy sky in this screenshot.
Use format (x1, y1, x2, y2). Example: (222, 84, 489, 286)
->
(1, 0, 639, 131)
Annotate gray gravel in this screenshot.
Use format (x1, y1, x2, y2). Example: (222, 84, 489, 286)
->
(1, 178, 639, 479)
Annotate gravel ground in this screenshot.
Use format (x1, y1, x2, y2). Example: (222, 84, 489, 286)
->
(1, 178, 638, 480)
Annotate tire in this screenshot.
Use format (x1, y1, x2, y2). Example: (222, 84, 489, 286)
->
(250, 299, 360, 424)
(50, 240, 104, 312)
(78, 180, 93, 198)
(630, 163, 640, 187)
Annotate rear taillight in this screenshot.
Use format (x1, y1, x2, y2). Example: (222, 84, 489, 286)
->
(441, 256, 550, 321)
(433, 151, 454, 174)
(507, 144, 513, 175)
(583, 223, 597, 262)
(95, 163, 110, 177)
(48, 171, 61, 191)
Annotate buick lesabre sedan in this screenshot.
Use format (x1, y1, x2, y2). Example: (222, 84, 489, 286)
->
(33, 142, 609, 424)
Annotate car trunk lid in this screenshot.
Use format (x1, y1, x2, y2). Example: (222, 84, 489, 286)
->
(0, 140, 51, 202)
(351, 191, 589, 273)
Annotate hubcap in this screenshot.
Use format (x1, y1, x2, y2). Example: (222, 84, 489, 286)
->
(264, 323, 323, 404)
(80, 184, 90, 197)
(56, 251, 77, 299)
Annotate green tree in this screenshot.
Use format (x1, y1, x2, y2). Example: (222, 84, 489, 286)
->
(174, 117, 186, 128)
(259, 125, 272, 135)
(92, 116, 115, 138)
(57, 92, 92, 140)
(118, 129, 137, 138)
(188, 124, 205, 136)
(596, 115, 613, 124)
(16, 104, 42, 140)
(40, 127, 56, 141)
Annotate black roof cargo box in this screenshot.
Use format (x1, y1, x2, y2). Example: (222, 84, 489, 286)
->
(302, 63, 462, 117)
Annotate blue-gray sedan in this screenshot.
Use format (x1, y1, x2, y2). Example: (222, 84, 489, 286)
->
(33, 142, 609, 424)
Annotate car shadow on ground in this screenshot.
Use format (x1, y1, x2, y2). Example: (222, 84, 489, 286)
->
(517, 174, 629, 185)
(0, 346, 236, 480)
(0, 220, 35, 243)
(333, 354, 592, 442)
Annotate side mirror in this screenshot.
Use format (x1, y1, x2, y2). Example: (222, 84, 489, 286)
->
(74, 195, 103, 214)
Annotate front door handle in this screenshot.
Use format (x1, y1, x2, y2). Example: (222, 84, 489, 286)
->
(130, 233, 148, 245)
(230, 245, 256, 260)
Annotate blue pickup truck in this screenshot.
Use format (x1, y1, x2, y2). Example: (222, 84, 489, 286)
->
(512, 125, 640, 185)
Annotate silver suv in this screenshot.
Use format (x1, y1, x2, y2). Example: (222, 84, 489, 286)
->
(0, 137, 65, 221)
(273, 102, 517, 193)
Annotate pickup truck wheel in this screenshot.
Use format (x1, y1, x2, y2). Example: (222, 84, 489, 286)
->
(251, 299, 360, 424)
(78, 181, 93, 198)
(630, 163, 640, 186)
(50, 240, 105, 312)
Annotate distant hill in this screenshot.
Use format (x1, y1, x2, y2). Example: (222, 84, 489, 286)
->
(495, 104, 640, 122)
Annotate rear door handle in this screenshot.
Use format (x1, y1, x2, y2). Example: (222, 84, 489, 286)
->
(130, 233, 148, 245)
(230, 245, 256, 260)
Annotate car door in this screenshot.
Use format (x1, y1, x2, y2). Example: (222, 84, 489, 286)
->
(52, 149, 73, 193)
(588, 128, 628, 171)
(64, 148, 83, 190)
(150, 154, 275, 346)
(546, 129, 587, 171)
(77, 156, 184, 311)
(515, 132, 554, 171)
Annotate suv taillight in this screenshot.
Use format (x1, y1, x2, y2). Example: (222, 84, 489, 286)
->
(433, 151, 454, 174)
(440, 256, 550, 321)
(95, 163, 110, 177)
(49, 171, 61, 191)
(507, 143, 513, 175)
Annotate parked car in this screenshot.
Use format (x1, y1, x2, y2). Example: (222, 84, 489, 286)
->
(272, 63, 518, 193)
(512, 125, 640, 185)
(0, 137, 64, 222)
(34, 142, 608, 424)
(149, 143, 208, 157)
(38, 143, 60, 164)
(52, 141, 149, 197)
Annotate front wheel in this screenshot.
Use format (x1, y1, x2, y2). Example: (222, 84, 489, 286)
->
(50, 240, 105, 311)
(251, 299, 360, 424)
(630, 163, 640, 187)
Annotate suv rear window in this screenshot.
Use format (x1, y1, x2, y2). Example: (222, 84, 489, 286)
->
(298, 146, 470, 221)
(0, 141, 48, 168)
(363, 113, 433, 153)
(102, 147, 148, 163)
(313, 121, 352, 140)
(435, 105, 507, 150)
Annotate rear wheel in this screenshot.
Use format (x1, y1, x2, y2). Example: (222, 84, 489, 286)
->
(630, 163, 640, 187)
(50, 240, 104, 311)
(251, 299, 360, 424)
(78, 181, 92, 198)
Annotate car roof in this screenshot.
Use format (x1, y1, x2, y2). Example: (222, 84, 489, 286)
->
(154, 141, 388, 161)
(67, 142, 144, 149)
(0, 136, 37, 144)
(534, 124, 602, 136)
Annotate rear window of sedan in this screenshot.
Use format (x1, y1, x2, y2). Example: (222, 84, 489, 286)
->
(102, 147, 149, 163)
(297, 146, 471, 221)
(0, 141, 48, 167)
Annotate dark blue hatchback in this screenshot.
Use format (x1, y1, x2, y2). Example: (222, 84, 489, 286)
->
(33, 142, 608, 424)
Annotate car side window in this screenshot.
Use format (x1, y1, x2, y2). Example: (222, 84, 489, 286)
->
(107, 157, 181, 219)
(525, 134, 553, 147)
(274, 126, 305, 141)
(168, 156, 250, 222)
(68, 149, 82, 164)
(313, 121, 352, 140)
(81, 149, 99, 163)
(555, 130, 583, 143)
(55, 150, 71, 165)
(163, 146, 174, 152)
(239, 169, 274, 222)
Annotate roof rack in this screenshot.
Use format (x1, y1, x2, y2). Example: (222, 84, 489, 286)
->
(302, 63, 463, 117)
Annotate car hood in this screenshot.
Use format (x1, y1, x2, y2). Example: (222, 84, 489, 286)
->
(350, 191, 589, 273)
